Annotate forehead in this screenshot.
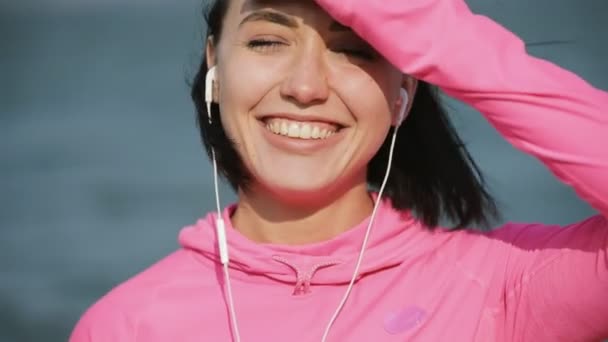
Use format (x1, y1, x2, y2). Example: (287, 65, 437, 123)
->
(222, 0, 350, 35)
(226, 0, 333, 24)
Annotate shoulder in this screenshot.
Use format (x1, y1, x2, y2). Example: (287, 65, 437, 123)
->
(69, 249, 203, 341)
(486, 214, 608, 251)
(435, 214, 607, 256)
(424, 215, 607, 285)
(457, 216, 606, 292)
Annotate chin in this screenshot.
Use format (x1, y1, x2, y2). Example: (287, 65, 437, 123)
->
(265, 178, 337, 198)
(252, 171, 361, 206)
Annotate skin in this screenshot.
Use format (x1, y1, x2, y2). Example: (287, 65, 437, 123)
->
(206, 0, 417, 245)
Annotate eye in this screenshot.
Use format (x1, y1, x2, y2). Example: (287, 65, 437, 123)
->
(335, 48, 376, 61)
(246, 38, 287, 53)
(330, 41, 377, 61)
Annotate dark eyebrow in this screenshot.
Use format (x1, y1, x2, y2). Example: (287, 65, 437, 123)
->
(239, 10, 299, 29)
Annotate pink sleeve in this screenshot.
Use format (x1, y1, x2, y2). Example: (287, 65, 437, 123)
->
(488, 216, 608, 340)
(314, 0, 608, 217)
(69, 297, 136, 342)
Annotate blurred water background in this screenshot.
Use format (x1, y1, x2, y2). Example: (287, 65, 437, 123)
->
(1, 0, 607, 341)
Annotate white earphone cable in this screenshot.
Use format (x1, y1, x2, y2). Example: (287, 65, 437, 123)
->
(213, 124, 400, 342)
(320, 124, 400, 342)
(212, 148, 242, 342)
(207, 64, 406, 341)
(223, 262, 241, 342)
(207, 80, 242, 341)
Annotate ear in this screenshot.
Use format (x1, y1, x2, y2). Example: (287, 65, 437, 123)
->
(392, 76, 418, 126)
(206, 37, 219, 102)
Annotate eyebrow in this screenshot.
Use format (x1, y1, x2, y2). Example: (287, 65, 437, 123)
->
(239, 10, 298, 29)
(239, 9, 353, 32)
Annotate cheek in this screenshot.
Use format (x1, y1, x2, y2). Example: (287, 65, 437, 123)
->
(216, 57, 281, 139)
(329, 64, 401, 162)
(331, 64, 399, 127)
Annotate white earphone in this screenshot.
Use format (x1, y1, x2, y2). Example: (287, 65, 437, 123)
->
(395, 87, 409, 128)
(204, 64, 241, 341)
(205, 65, 217, 123)
(204, 64, 409, 342)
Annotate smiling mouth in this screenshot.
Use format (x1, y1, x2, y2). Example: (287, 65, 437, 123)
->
(262, 118, 341, 140)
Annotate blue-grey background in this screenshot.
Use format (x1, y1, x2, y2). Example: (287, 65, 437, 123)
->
(1, 0, 606, 341)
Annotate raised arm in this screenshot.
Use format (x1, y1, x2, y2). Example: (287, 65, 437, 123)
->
(314, 0, 608, 217)
(314, 0, 608, 339)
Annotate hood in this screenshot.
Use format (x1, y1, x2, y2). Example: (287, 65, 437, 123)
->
(179, 196, 430, 286)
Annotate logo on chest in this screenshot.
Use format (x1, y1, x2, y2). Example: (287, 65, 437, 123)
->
(383, 306, 427, 335)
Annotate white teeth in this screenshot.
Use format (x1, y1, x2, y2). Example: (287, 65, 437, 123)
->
(265, 119, 338, 140)
(280, 121, 289, 135)
(311, 126, 320, 139)
(287, 122, 299, 138)
(299, 124, 312, 139)
(319, 129, 332, 139)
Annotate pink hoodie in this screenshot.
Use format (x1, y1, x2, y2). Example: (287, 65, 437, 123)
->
(70, 0, 608, 341)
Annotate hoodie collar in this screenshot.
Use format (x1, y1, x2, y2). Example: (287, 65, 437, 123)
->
(179, 196, 427, 285)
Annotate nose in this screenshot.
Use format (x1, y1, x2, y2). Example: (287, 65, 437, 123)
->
(280, 48, 330, 106)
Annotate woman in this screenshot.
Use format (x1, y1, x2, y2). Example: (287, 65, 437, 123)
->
(70, 0, 608, 341)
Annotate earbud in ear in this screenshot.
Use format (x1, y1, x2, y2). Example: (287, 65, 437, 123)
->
(205, 66, 217, 122)
(394, 88, 409, 128)
(205, 66, 217, 104)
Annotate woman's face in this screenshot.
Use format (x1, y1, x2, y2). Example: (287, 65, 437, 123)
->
(208, 0, 415, 202)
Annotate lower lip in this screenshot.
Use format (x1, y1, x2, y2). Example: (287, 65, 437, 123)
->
(257, 120, 343, 154)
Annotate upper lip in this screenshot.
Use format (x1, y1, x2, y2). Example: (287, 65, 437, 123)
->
(257, 112, 347, 128)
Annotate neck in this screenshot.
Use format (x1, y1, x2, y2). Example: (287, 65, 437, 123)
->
(231, 183, 374, 245)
